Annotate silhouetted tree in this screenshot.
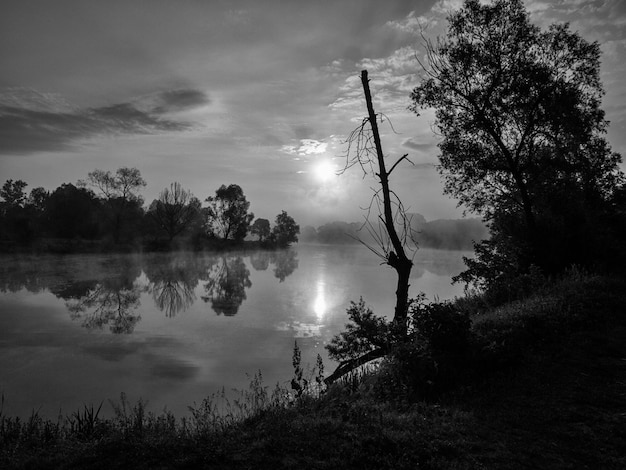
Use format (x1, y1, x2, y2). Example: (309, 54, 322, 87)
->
(272, 211, 299, 247)
(26, 187, 49, 212)
(0, 179, 27, 207)
(82, 167, 147, 242)
(0, 179, 29, 241)
(325, 70, 418, 384)
(149, 182, 201, 242)
(204, 184, 254, 241)
(411, 0, 623, 283)
(44, 184, 102, 239)
(251, 218, 271, 242)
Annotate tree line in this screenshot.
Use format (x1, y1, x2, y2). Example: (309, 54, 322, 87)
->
(300, 216, 488, 251)
(0, 170, 299, 251)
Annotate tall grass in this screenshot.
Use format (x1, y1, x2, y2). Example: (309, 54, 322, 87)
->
(0, 370, 295, 461)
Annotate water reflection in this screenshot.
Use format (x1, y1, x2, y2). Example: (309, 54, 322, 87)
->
(201, 255, 252, 316)
(271, 249, 299, 282)
(58, 257, 143, 333)
(66, 281, 142, 333)
(0, 246, 471, 418)
(143, 253, 206, 317)
(249, 251, 270, 271)
(313, 278, 327, 320)
(249, 249, 299, 282)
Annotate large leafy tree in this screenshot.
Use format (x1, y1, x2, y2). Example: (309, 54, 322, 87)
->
(0, 179, 29, 240)
(205, 184, 254, 241)
(272, 211, 299, 248)
(250, 218, 271, 242)
(44, 184, 102, 239)
(0, 179, 28, 208)
(411, 0, 623, 278)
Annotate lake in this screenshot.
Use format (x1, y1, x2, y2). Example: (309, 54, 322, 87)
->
(0, 244, 470, 418)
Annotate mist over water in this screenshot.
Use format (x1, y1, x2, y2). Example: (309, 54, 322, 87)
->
(0, 245, 469, 418)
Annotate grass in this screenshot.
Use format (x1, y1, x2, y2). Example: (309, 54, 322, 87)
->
(2, 271, 626, 469)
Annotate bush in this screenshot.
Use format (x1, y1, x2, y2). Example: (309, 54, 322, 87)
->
(409, 296, 471, 357)
(327, 295, 472, 401)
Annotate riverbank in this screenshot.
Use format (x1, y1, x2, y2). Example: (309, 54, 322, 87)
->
(2, 272, 625, 469)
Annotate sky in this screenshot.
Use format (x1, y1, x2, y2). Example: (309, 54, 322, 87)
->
(1, 0, 625, 227)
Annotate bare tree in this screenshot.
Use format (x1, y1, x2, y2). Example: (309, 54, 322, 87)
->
(347, 70, 416, 329)
(150, 182, 200, 241)
(325, 70, 418, 384)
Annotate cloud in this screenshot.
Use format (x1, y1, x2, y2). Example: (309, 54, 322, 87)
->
(140, 89, 211, 115)
(281, 139, 328, 156)
(329, 47, 420, 116)
(402, 137, 435, 152)
(0, 88, 206, 155)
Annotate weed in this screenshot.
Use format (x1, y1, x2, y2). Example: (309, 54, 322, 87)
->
(67, 402, 103, 440)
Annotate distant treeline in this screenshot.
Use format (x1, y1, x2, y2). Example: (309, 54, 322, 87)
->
(0, 169, 299, 253)
(300, 214, 488, 251)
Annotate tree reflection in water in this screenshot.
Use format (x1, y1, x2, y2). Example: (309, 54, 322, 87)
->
(271, 249, 298, 282)
(143, 253, 207, 317)
(65, 258, 142, 334)
(66, 282, 142, 333)
(0, 249, 300, 326)
(202, 255, 251, 316)
(249, 249, 299, 282)
(249, 251, 270, 271)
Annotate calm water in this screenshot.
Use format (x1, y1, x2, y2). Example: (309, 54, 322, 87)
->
(0, 244, 469, 418)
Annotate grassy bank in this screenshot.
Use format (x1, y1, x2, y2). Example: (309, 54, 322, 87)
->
(2, 272, 625, 469)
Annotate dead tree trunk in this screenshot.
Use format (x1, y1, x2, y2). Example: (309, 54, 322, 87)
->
(360, 70, 413, 333)
(325, 71, 415, 385)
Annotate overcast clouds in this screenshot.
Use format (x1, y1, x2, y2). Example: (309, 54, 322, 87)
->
(1, 0, 625, 226)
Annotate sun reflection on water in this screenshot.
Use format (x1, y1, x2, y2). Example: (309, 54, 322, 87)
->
(313, 278, 327, 320)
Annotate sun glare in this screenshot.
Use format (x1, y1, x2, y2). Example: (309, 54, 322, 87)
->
(313, 160, 337, 183)
(313, 279, 327, 320)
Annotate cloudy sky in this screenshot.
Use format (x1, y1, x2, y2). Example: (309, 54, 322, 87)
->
(1, 0, 625, 226)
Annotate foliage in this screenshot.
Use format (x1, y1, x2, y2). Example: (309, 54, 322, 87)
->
(0, 179, 28, 208)
(83, 167, 146, 203)
(205, 184, 254, 241)
(44, 183, 103, 239)
(327, 295, 472, 398)
(271, 210, 299, 247)
(411, 0, 624, 285)
(326, 299, 394, 362)
(81, 167, 147, 242)
(409, 295, 471, 357)
(0, 174, 298, 253)
(250, 217, 271, 242)
(291, 342, 326, 399)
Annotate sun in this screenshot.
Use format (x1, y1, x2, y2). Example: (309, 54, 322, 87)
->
(312, 160, 337, 183)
